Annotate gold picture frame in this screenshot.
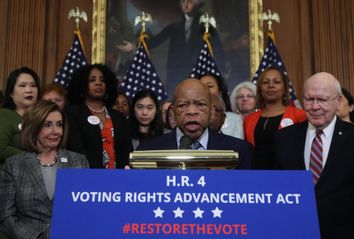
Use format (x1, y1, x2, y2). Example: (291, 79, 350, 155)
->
(92, 0, 263, 82)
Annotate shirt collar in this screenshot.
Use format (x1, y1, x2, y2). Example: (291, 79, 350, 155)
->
(185, 14, 193, 21)
(308, 115, 337, 138)
(176, 127, 209, 149)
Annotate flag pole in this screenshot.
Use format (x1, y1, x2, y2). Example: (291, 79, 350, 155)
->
(200, 13, 216, 58)
(54, 8, 88, 87)
(68, 7, 88, 54)
(262, 9, 280, 45)
(120, 12, 168, 101)
(134, 12, 152, 57)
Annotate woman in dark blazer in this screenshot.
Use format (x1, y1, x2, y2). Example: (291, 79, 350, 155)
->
(66, 64, 133, 168)
(0, 100, 88, 239)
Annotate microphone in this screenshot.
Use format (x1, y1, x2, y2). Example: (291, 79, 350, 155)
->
(179, 135, 193, 149)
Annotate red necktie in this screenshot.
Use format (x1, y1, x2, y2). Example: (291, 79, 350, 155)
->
(310, 130, 323, 184)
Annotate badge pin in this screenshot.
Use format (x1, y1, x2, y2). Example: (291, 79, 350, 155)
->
(280, 118, 294, 128)
(18, 123, 22, 130)
(87, 115, 100, 125)
(60, 157, 68, 163)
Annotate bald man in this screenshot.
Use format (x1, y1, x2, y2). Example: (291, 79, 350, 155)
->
(274, 72, 354, 238)
(137, 78, 253, 169)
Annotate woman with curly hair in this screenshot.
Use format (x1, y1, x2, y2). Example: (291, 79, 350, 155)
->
(66, 64, 133, 169)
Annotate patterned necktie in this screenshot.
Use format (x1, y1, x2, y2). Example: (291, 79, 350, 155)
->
(310, 130, 323, 184)
(185, 18, 192, 41)
(191, 141, 202, 150)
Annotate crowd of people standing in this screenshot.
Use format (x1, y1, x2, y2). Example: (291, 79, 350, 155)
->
(0, 0, 353, 236)
(0, 63, 353, 238)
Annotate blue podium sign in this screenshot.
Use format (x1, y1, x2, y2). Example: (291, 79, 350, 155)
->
(51, 169, 320, 239)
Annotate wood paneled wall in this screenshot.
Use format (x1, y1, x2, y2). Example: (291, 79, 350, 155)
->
(0, 0, 92, 91)
(0, 0, 46, 89)
(311, 0, 354, 90)
(0, 0, 353, 99)
(264, 0, 354, 98)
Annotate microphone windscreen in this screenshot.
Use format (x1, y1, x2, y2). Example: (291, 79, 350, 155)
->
(179, 135, 193, 149)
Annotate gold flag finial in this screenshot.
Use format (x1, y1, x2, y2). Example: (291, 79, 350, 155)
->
(199, 13, 216, 34)
(262, 9, 280, 31)
(68, 7, 88, 29)
(134, 12, 152, 33)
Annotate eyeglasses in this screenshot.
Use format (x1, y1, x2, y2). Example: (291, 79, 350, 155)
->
(236, 95, 255, 100)
(303, 94, 339, 107)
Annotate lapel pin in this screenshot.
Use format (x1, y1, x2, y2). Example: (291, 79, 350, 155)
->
(338, 131, 343, 135)
(60, 157, 68, 163)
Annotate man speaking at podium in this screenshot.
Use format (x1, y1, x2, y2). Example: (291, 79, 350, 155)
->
(137, 78, 253, 169)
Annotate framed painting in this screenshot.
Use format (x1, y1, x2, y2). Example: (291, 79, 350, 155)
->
(92, 0, 263, 98)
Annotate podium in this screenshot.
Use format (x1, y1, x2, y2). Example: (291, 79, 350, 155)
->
(129, 150, 238, 169)
(51, 169, 320, 238)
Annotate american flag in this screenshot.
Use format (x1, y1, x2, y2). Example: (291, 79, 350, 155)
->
(54, 30, 88, 88)
(252, 32, 300, 107)
(190, 43, 222, 78)
(120, 44, 168, 101)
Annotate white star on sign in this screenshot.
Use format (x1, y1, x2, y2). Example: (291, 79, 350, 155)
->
(193, 207, 204, 218)
(173, 207, 184, 218)
(153, 207, 164, 218)
(211, 207, 223, 218)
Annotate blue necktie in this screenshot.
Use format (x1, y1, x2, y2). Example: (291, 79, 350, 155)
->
(191, 141, 202, 150)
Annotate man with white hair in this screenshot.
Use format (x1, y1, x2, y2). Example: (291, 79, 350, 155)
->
(273, 72, 354, 238)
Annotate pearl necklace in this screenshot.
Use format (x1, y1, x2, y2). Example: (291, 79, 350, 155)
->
(37, 154, 58, 167)
(86, 104, 106, 114)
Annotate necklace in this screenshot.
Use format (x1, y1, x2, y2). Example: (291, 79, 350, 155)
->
(86, 104, 106, 114)
(37, 154, 58, 167)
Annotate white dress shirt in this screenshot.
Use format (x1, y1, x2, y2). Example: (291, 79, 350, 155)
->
(176, 127, 209, 150)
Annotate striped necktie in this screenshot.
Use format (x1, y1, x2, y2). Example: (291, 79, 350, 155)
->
(191, 141, 202, 150)
(310, 130, 323, 184)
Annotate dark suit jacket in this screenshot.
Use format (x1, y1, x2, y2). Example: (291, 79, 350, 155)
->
(0, 150, 88, 239)
(147, 12, 224, 96)
(137, 129, 253, 169)
(273, 119, 354, 239)
(66, 104, 133, 169)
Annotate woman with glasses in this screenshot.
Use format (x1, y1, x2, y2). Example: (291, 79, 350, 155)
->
(129, 90, 164, 150)
(230, 81, 257, 118)
(244, 66, 306, 169)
